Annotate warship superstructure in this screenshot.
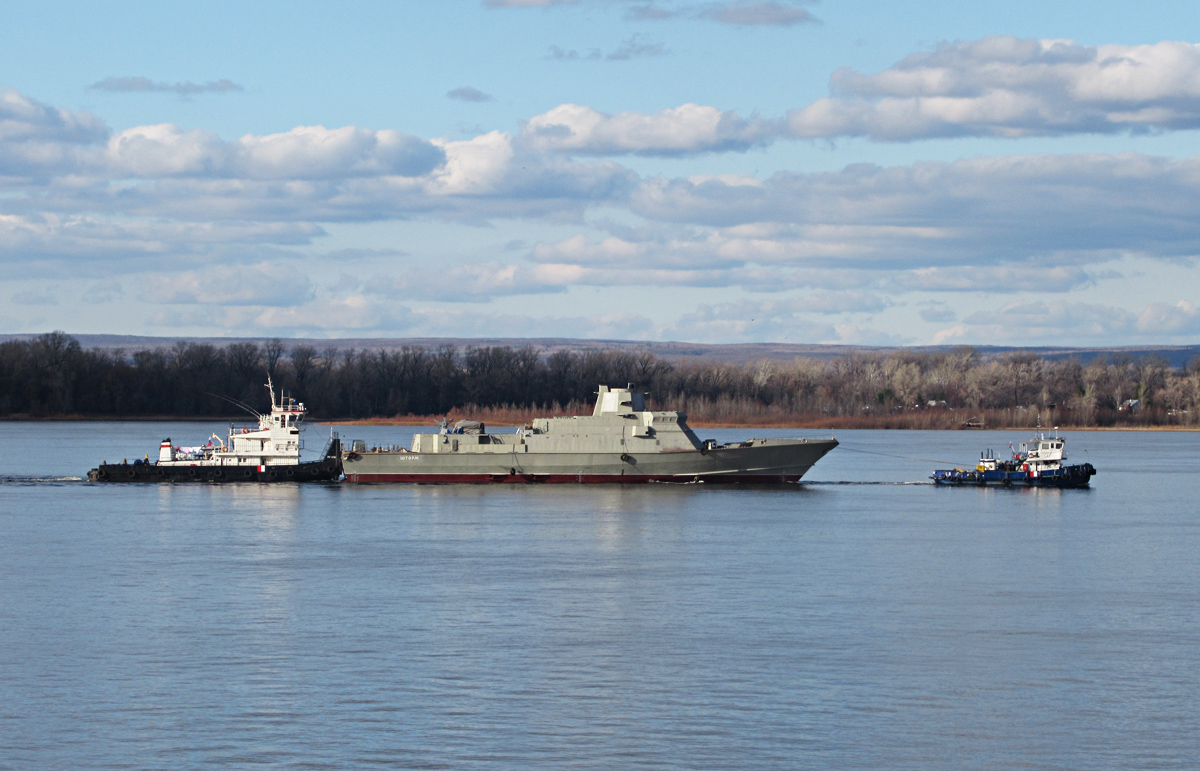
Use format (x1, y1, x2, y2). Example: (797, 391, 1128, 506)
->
(88, 380, 341, 483)
(342, 385, 838, 484)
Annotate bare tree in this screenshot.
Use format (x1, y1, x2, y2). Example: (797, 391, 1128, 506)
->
(263, 338, 285, 379)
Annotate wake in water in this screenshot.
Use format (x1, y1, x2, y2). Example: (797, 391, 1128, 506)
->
(803, 480, 933, 485)
(1, 475, 86, 484)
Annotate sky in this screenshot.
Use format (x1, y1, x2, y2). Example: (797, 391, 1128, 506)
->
(3, 0, 1200, 346)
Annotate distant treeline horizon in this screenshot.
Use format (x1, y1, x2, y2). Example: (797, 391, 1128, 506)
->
(2, 331, 1197, 427)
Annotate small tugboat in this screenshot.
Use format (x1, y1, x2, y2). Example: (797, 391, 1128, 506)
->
(932, 429, 1096, 488)
(88, 379, 342, 483)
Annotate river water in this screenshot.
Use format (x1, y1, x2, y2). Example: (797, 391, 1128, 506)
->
(1, 422, 1197, 770)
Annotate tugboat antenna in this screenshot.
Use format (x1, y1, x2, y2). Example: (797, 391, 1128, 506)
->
(204, 392, 263, 419)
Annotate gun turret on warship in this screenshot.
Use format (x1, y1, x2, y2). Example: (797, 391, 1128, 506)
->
(88, 379, 342, 483)
(342, 385, 838, 484)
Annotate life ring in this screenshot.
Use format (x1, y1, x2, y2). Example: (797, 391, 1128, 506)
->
(242, 428, 250, 433)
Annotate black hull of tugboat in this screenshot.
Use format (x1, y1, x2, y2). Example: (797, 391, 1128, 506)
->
(89, 440, 342, 483)
(89, 459, 341, 483)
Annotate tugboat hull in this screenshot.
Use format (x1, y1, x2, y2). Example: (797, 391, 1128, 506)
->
(88, 456, 341, 483)
(932, 462, 1096, 489)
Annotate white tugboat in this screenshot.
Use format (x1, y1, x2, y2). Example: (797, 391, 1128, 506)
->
(88, 379, 342, 483)
(932, 429, 1096, 488)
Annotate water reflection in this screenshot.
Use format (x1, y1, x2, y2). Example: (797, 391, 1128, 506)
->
(3, 424, 1199, 770)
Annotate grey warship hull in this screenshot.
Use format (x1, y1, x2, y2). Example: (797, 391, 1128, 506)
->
(343, 438, 837, 484)
(343, 385, 837, 485)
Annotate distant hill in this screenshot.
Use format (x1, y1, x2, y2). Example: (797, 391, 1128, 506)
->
(3, 333, 1199, 368)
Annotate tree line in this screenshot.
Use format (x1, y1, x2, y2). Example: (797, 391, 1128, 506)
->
(2, 331, 1198, 426)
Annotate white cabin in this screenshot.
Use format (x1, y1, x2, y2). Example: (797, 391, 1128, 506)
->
(1020, 431, 1068, 472)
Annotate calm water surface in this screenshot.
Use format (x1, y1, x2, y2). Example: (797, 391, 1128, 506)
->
(1, 422, 1197, 770)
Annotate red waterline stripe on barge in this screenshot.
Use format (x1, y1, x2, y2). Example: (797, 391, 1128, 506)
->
(344, 473, 805, 484)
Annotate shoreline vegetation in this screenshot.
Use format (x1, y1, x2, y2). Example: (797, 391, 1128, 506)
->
(3, 331, 1198, 430)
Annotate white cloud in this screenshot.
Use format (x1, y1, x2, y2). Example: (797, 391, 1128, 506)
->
(893, 265, 1095, 292)
(488, 0, 819, 26)
(81, 280, 124, 304)
(795, 290, 888, 314)
(521, 103, 778, 155)
(105, 123, 444, 179)
(547, 35, 667, 61)
(89, 77, 243, 97)
(0, 213, 323, 267)
(918, 301, 956, 323)
(935, 298, 1200, 344)
(485, 0, 568, 6)
(1137, 300, 1200, 335)
(514, 37, 1200, 156)
(948, 300, 1139, 342)
(6, 87, 1200, 344)
(629, 153, 1200, 266)
(447, 86, 494, 102)
(368, 262, 568, 303)
(141, 264, 316, 306)
(11, 288, 59, 306)
(151, 295, 418, 335)
(0, 89, 108, 175)
(668, 298, 839, 343)
(428, 131, 515, 194)
(0, 88, 107, 144)
(531, 233, 743, 269)
(693, 1, 817, 26)
(791, 37, 1200, 141)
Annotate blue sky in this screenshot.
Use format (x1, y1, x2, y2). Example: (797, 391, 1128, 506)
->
(4, 0, 1200, 345)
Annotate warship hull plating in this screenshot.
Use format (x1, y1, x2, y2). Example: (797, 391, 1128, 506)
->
(344, 440, 836, 484)
(343, 385, 837, 485)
